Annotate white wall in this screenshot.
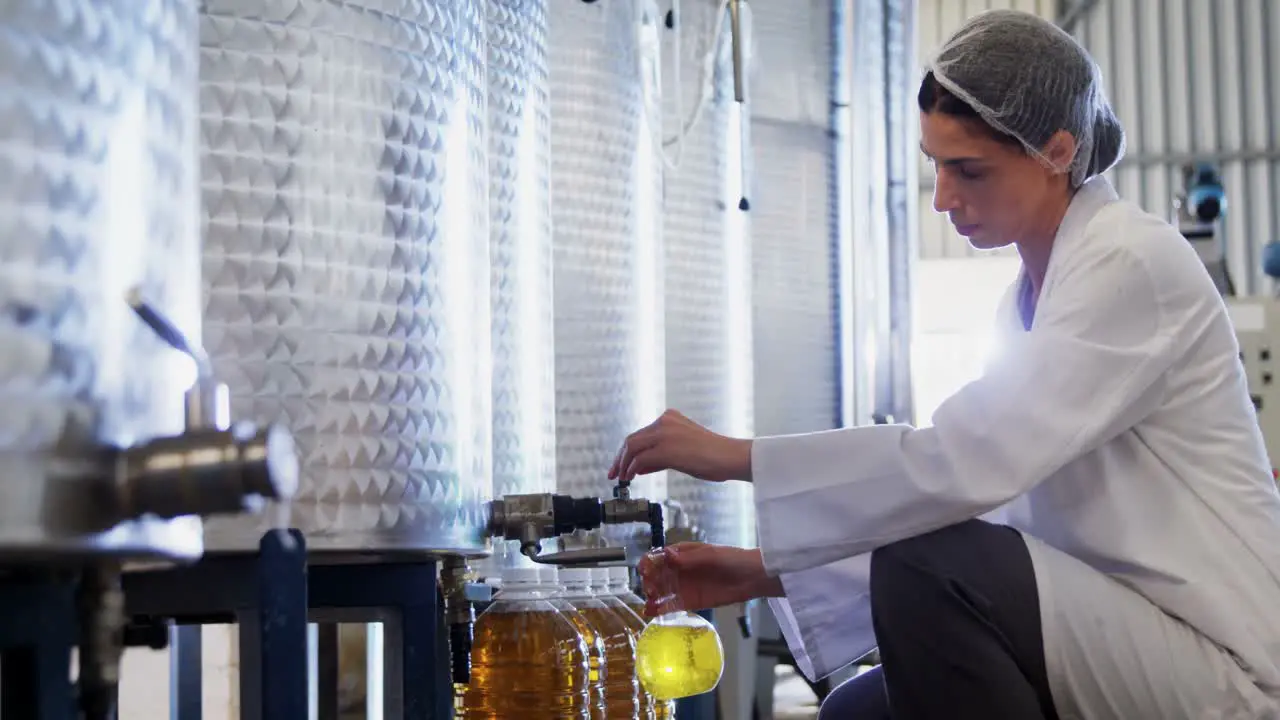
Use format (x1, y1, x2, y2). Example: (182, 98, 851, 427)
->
(915, 0, 1280, 297)
(911, 256, 1021, 424)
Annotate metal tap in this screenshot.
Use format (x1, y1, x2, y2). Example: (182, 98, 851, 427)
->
(487, 480, 666, 565)
(117, 291, 300, 520)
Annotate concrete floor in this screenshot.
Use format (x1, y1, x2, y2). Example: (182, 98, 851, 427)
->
(771, 666, 821, 720)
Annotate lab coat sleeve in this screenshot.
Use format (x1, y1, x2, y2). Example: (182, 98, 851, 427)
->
(754, 243, 1182, 575)
(767, 554, 877, 681)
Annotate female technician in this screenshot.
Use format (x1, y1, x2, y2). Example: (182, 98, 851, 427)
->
(611, 9, 1280, 719)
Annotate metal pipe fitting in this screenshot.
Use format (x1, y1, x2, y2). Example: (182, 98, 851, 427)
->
(441, 557, 475, 685)
(116, 290, 300, 522)
(729, 0, 746, 102)
(112, 422, 300, 520)
(488, 489, 666, 562)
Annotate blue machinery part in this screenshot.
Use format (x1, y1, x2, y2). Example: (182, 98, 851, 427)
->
(1184, 163, 1227, 224)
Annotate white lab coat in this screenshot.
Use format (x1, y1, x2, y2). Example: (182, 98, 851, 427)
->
(754, 177, 1280, 719)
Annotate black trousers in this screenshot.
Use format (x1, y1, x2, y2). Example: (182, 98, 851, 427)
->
(816, 520, 1060, 720)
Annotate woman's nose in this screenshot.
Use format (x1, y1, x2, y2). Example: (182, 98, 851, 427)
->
(932, 170, 961, 213)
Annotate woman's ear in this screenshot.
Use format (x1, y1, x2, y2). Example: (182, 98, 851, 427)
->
(1044, 130, 1078, 174)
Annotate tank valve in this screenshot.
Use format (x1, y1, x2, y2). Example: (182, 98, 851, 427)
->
(115, 291, 300, 521)
(487, 487, 666, 563)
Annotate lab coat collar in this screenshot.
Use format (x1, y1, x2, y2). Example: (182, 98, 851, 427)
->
(1018, 176, 1121, 329)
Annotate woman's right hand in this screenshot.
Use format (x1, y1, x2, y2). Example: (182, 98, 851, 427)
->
(636, 542, 785, 617)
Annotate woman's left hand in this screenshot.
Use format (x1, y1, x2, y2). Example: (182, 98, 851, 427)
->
(608, 409, 753, 484)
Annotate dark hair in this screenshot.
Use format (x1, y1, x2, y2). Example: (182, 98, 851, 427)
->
(917, 71, 1023, 150)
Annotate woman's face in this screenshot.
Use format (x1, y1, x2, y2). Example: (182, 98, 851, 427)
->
(920, 111, 1072, 251)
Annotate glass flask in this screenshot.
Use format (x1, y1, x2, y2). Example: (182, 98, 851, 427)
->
(456, 567, 591, 720)
(635, 549, 725, 702)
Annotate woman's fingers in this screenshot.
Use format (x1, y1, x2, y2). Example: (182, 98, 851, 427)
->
(617, 427, 662, 483)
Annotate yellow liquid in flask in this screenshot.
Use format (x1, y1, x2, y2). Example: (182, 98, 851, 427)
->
(635, 617, 725, 701)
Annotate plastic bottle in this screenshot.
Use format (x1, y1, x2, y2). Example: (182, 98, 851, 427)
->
(635, 549, 725, 702)
(603, 567, 674, 719)
(560, 568, 641, 720)
(542, 567, 608, 719)
(593, 568, 661, 720)
(457, 567, 591, 720)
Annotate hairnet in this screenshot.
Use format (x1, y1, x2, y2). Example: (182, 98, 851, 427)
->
(926, 9, 1126, 187)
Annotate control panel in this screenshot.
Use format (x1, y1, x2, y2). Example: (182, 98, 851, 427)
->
(1228, 299, 1280, 477)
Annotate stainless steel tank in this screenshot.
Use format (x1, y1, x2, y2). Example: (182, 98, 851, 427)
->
(488, 0, 555, 501)
(486, 0, 555, 566)
(662, 10, 756, 549)
(0, 1, 205, 561)
(548, 0, 668, 518)
(199, 0, 494, 556)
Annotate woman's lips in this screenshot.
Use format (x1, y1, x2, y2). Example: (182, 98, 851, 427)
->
(954, 224, 980, 237)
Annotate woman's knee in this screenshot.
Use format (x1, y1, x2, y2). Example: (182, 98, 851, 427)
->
(869, 520, 1023, 606)
(817, 667, 889, 720)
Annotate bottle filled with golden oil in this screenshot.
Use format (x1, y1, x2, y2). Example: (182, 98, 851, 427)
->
(634, 550, 725, 702)
(604, 566, 675, 717)
(456, 567, 591, 720)
(593, 568, 660, 720)
(542, 568, 608, 719)
(559, 568, 640, 720)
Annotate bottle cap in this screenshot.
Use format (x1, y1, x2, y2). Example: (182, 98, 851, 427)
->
(607, 566, 631, 587)
(589, 568, 610, 589)
(559, 567, 593, 586)
(538, 567, 561, 588)
(501, 567, 541, 585)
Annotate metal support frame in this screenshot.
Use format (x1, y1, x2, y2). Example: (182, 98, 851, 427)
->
(125, 532, 446, 720)
(124, 530, 309, 720)
(307, 559, 445, 720)
(0, 574, 79, 720)
(1057, 0, 1102, 34)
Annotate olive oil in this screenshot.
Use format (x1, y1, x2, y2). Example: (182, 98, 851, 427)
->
(544, 569, 608, 719)
(560, 568, 640, 719)
(456, 568, 590, 720)
(608, 567, 676, 718)
(635, 618, 725, 701)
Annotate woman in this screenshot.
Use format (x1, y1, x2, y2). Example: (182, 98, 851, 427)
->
(612, 10, 1280, 719)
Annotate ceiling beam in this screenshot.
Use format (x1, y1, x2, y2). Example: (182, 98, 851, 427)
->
(1057, 0, 1102, 34)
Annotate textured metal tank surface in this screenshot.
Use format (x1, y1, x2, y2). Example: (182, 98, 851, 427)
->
(0, 1, 204, 561)
(488, 0, 555, 501)
(199, 0, 495, 556)
(548, 0, 667, 514)
(662, 10, 756, 549)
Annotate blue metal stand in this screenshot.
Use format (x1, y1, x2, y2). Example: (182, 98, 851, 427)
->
(308, 559, 444, 720)
(127, 530, 447, 720)
(0, 575, 78, 720)
(123, 529, 309, 720)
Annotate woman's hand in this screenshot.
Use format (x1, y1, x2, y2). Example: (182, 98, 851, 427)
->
(637, 542, 784, 617)
(608, 409, 753, 485)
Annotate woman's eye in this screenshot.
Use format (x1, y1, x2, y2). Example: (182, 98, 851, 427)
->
(958, 167, 986, 181)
